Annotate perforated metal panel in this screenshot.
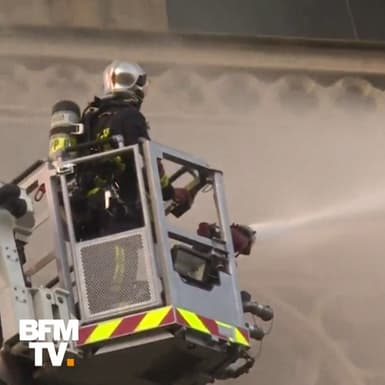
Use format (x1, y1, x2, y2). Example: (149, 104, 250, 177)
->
(75, 229, 161, 322)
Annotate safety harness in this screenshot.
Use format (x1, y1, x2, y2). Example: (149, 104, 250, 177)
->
(79, 97, 136, 198)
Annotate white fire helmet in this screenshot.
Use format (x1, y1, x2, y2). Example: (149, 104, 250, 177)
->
(103, 61, 149, 100)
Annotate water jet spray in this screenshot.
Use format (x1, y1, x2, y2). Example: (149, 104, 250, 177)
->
(250, 189, 385, 240)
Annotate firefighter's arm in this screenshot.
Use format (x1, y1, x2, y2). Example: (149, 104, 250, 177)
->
(157, 159, 192, 211)
(136, 118, 192, 212)
(157, 159, 174, 201)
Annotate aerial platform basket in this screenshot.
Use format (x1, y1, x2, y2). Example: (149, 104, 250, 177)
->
(0, 139, 255, 385)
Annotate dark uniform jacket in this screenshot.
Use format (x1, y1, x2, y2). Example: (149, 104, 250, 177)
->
(72, 97, 174, 241)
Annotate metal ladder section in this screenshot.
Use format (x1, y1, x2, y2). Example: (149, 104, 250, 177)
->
(0, 181, 74, 358)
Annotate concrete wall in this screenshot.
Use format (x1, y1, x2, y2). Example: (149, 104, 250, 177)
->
(167, 0, 385, 43)
(0, 0, 168, 31)
(2, 0, 385, 43)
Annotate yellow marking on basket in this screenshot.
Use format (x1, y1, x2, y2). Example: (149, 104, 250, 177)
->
(234, 328, 249, 346)
(216, 320, 235, 342)
(86, 318, 122, 344)
(135, 306, 172, 332)
(178, 309, 210, 334)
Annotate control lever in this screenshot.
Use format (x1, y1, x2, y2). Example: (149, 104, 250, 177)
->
(165, 168, 208, 217)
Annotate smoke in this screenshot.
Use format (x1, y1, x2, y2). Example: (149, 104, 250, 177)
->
(143, 68, 385, 384)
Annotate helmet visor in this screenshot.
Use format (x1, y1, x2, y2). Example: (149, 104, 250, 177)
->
(115, 72, 138, 89)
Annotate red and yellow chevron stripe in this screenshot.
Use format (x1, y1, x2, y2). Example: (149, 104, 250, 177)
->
(77, 306, 174, 346)
(175, 308, 249, 347)
(76, 306, 249, 347)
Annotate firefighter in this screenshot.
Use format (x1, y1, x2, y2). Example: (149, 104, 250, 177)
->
(66, 60, 256, 254)
(70, 61, 191, 240)
(83, 61, 189, 202)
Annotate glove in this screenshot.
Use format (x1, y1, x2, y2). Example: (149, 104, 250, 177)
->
(171, 187, 193, 217)
(173, 188, 191, 206)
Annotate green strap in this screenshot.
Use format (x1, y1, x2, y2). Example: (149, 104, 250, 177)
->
(86, 187, 100, 197)
(160, 174, 170, 188)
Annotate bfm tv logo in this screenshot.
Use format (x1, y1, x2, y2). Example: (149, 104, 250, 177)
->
(19, 319, 79, 367)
